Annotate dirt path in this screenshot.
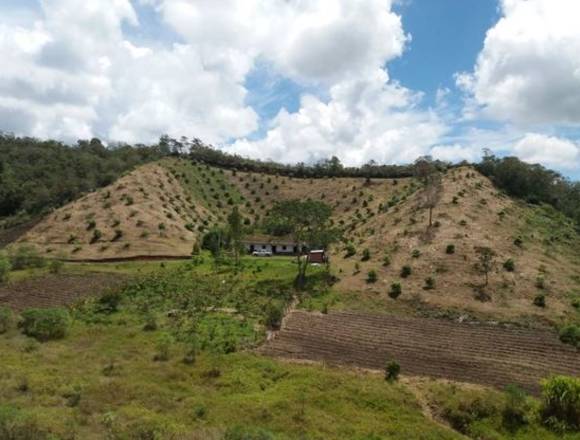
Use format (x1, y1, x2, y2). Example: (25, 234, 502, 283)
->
(259, 310, 580, 394)
(0, 273, 126, 311)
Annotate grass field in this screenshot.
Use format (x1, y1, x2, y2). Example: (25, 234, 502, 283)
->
(0, 257, 578, 439)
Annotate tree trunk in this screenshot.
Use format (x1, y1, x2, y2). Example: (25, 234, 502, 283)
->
(428, 206, 433, 227)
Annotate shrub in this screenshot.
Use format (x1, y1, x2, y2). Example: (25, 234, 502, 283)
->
(536, 276, 546, 289)
(86, 219, 96, 230)
(8, 246, 45, 270)
(385, 360, 400, 382)
(0, 307, 13, 334)
(142, 313, 158, 332)
(533, 294, 546, 308)
(344, 244, 356, 258)
(48, 258, 64, 274)
(389, 283, 402, 299)
(411, 249, 421, 258)
(559, 325, 580, 348)
(19, 308, 71, 341)
(366, 270, 378, 284)
(446, 244, 455, 255)
(400, 265, 412, 278)
(153, 333, 173, 362)
(96, 291, 122, 314)
(424, 277, 435, 290)
(112, 229, 123, 242)
(514, 237, 523, 247)
(90, 229, 102, 244)
(502, 385, 530, 431)
(264, 303, 283, 329)
(503, 258, 515, 272)
(361, 248, 371, 261)
(0, 253, 11, 284)
(541, 375, 580, 431)
(382, 255, 391, 267)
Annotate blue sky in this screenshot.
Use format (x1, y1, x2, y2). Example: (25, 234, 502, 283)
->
(0, 0, 579, 178)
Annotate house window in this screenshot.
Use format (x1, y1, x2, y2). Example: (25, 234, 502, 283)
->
(282, 245, 287, 250)
(262, 245, 266, 249)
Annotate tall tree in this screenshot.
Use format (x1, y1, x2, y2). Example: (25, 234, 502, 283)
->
(266, 200, 336, 289)
(475, 246, 496, 287)
(415, 156, 441, 227)
(227, 206, 243, 266)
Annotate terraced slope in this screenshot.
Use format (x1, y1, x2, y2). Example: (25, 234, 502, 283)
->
(261, 310, 580, 393)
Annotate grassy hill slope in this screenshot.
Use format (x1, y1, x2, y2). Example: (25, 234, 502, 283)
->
(14, 160, 580, 325)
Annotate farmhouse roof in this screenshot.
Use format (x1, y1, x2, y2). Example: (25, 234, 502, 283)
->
(241, 234, 296, 246)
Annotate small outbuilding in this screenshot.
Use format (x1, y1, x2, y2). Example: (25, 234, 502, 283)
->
(307, 250, 327, 264)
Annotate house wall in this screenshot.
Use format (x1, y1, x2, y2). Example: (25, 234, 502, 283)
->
(274, 245, 294, 254)
(245, 243, 273, 253)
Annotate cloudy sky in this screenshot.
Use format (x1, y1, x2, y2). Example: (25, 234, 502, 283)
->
(1, 0, 579, 178)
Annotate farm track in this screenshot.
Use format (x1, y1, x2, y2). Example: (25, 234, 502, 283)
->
(0, 274, 126, 311)
(260, 310, 580, 393)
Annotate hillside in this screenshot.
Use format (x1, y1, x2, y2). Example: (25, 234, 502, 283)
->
(13, 159, 580, 325)
(329, 167, 580, 326)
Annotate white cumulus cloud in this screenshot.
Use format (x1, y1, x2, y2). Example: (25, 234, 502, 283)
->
(457, 0, 580, 125)
(513, 133, 580, 170)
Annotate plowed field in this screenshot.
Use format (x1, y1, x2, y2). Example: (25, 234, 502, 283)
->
(0, 274, 125, 310)
(260, 310, 580, 393)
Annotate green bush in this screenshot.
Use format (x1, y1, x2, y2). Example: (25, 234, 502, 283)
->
(442, 395, 498, 434)
(502, 385, 530, 431)
(503, 259, 516, 272)
(445, 244, 455, 255)
(264, 303, 283, 329)
(559, 325, 580, 348)
(20, 308, 71, 341)
(96, 291, 122, 314)
(344, 244, 356, 258)
(0, 307, 13, 334)
(534, 294, 546, 308)
(48, 258, 64, 274)
(424, 277, 435, 290)
(8, 246, 45, 270)
(411, 249, 421, 258)
(0, 252, 10, 284)
(400, 265, 412, 278)
(385, 360, 400, 382)
(389, 283, 402, 299)
(153, 333, 173, 362)
(366, 270, 378, 284)
(382, 255, 391, 267)
(361, 248, 371, 261)
(541, 375, 580, 431)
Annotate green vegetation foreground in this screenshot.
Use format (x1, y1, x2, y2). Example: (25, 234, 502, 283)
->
(0, 259, 578, 438)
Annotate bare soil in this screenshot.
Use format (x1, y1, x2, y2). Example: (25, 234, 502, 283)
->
(0, 273, 126, 311)
(260, 310, 580, 394)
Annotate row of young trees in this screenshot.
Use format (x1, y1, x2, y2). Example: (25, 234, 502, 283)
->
(2, 133, 579, 230)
